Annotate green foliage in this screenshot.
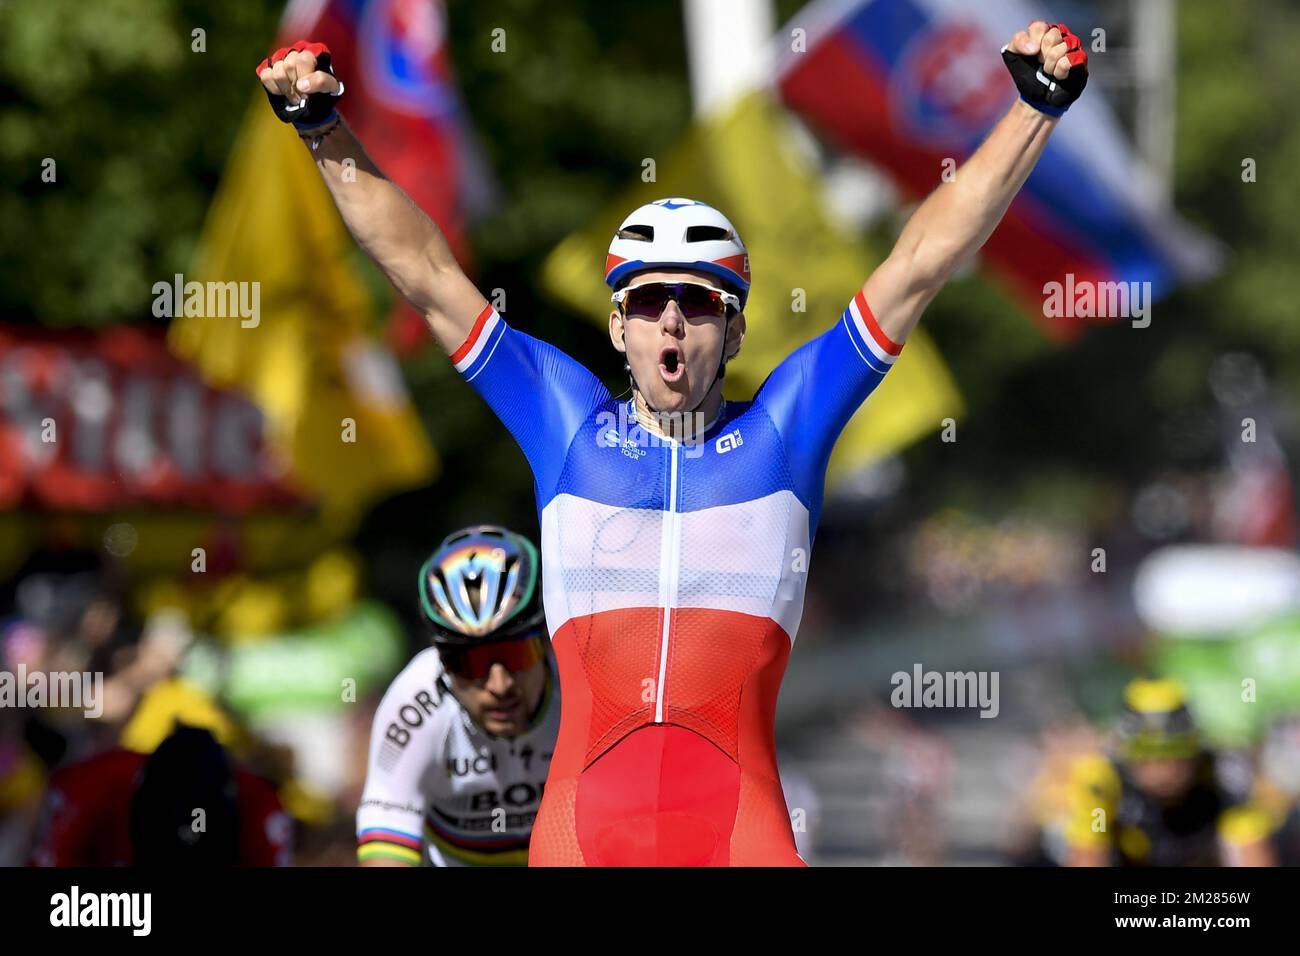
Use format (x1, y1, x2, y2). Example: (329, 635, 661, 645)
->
(0, 0, 281, 326)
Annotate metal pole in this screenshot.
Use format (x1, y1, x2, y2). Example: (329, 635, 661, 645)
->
(681, 0, 777, 119)
(1134, 0, 1176, 208)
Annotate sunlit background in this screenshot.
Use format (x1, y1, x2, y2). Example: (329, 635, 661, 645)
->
(2, 0, 1299, 866)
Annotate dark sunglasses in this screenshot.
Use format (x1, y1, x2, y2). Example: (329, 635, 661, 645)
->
(438, 634, 547, 681)
(611, 281, 740, 321)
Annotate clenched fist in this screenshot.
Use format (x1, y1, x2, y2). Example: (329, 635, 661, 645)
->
(1001, 21, 1088, 117)
(255, 41, 345, 133)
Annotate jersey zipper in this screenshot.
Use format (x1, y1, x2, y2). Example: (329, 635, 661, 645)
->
(654, 438, 682, 723)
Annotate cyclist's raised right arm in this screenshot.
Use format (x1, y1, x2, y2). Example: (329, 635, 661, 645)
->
(310, 119, 486, 351)
(258, 43, 610, 490)
(257, 43, 486, 353)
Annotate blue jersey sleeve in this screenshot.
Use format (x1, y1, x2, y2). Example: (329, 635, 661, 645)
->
(753, 290, 903, 505)
(452, 305, 611, 499)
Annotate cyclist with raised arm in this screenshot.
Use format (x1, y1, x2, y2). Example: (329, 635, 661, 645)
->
(356, 526, 558, 866)
(260, 20, 1090, 865)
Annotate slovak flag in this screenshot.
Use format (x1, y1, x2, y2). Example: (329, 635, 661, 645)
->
(776, 0, 1222, 337)
(280, 0, 494, 353)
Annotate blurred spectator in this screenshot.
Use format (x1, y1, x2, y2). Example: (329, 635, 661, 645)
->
(29, 724, 291, 867)
(1253, 715, 1300, 865)
(1006, 715, 1104, 866)
(1054, 678, 1276, 867)
(854, 702, 954, 865)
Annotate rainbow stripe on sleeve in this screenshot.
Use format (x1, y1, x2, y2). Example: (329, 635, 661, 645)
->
(357, 827, 424, 865)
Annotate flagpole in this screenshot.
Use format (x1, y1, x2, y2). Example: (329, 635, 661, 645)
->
(1134, 0, 1176, 209)
(681, 0, 776, 119)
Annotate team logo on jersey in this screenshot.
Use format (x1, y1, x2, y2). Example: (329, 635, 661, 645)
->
(447, 752, 497, 777)
(621, 435, 647, 460)
(466, 782, 545, 812)
(598, 425, 646, 460)
(715, 428, 743, 454)
(378, 678, 448, 770)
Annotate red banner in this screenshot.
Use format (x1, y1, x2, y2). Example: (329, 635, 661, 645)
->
(0, 326, 309, 512)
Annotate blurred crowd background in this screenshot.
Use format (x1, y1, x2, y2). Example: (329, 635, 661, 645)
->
(2, 0, 1299, 866)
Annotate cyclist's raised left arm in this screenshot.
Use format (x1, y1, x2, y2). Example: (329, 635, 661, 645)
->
(756, 22, 1088, 491)
(862, 21, 1086, 344)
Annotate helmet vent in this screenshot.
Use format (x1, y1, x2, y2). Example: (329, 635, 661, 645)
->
(465, 574, 484, 613)
(685, 225, 733, 243)
(617, 225, 654, 241)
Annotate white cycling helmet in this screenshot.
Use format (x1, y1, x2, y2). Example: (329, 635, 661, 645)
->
(604, 198, 751, 308)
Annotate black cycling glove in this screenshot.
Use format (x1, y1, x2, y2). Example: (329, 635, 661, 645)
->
(1001, 24, 1088, 117)
(255, 40, 345, 132)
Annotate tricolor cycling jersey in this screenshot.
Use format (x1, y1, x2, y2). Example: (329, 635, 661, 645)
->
(453, 290, 900, 865)
(356, 648, 561, 866)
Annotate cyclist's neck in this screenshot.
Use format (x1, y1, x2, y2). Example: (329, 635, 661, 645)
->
(632, 385, 725, 445)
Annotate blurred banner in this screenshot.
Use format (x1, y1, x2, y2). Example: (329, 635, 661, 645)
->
(281, 0, 494, 354)
(1156, 617, 1300, 747)
(1135, 544, 1300, 746)
(543, 92, 963, 485)
(775, 0, 1223, 337)
(134, 548, 367, 640)
(0, 326, 302, 512)
(181, 599, 405, 720)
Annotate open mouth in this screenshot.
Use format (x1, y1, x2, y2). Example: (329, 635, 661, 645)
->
(659, 346, 684, 383)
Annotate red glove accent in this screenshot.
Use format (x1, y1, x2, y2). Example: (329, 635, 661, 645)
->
(255, 40, 331, 77)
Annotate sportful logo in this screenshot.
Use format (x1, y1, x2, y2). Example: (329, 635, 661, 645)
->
(715, 429, 743, 454)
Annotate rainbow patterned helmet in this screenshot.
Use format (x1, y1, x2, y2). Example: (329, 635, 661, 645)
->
(418, 526, 545, 647)
(604, 198, 751, 307)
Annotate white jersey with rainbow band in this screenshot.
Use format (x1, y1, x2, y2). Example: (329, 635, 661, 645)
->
(356, 648, 560, 866)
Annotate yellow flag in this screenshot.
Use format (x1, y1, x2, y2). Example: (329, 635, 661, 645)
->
(169, 97, 436, 521)
(542, 93, 963, 486)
